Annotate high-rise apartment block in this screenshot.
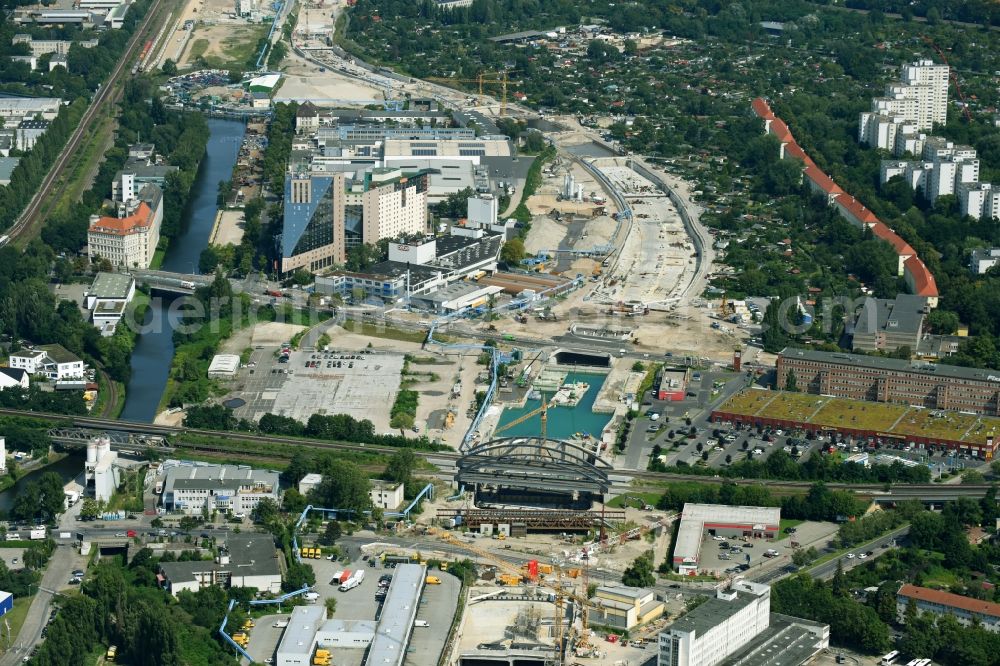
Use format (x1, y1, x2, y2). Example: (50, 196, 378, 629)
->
(879, 135, 981, 204)
(859, 59, 949, 153)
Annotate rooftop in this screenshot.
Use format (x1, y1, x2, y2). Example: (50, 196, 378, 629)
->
(162, 462, 278, 494)
(780, 347, 1000, 385)
(718, 613, 828, 666)
(36, 343, 81, 365)
(666, 580, 770, 636)
(159, 533, 281, 584)
(898, 584, 1000, 619)
(674, 504, 780, 566)
(853, 294, 927, 339)
(89, 201, 154, 236)
(368, 563, 425, 666)
(0, 157, 20, 181)
(277, 605, 326, 658)
(89, 271, 134, 300)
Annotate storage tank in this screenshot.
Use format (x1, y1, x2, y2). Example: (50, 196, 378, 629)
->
(86, 440, 98, 464)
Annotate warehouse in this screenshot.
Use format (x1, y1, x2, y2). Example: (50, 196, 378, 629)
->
(672, 504, 780, 575)
(208, 354, 240, 378)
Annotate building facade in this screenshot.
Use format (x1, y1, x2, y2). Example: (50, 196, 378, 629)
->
(897, 584, 1000, 633)
(971, 248, 1000, 275)
(777, 347, 1000, 416)
(369, 480, 404, 510)
(87, 185, 163, 269)
(86, 272, 136, 335)
(360, 168, 429, 243)
(851, 294, 928, 354)
(159, 534, 282, 596)
(281, 173, 346, 275)
(592, 586, 664, 630)
(960, 182, 1000, 221)
(8, 344, 84, 381)
(160, 462, 280, 515)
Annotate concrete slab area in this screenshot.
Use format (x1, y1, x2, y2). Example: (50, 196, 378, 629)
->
(243, 612, 289, 664)
(404, 571, 461, 666)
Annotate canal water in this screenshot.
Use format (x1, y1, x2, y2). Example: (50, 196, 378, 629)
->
(0, 452, 86, 514)
(119, 119, 246, 423)
(495, 371, 613, 440)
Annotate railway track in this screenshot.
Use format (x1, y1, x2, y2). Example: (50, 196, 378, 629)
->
(5, 0, 170, 243)
(3, 407, 991, 497)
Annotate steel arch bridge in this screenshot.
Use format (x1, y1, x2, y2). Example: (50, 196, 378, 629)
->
(456, 436, 612, 496)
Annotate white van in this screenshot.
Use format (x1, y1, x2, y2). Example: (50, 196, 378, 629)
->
(303, 592, 319, 602)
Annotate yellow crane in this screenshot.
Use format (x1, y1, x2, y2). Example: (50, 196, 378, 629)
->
(493, 396, 558, 440)
(428, 527, 596, 663)
(425, 71, 516, 116)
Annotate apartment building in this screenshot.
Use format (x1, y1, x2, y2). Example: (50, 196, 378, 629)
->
(897, 584, 1000, 633)
(87, 184, 163, 269)
(971, 247, 1000, 275)
(960, 182, 1000, 221)
(859, 59, 949, 150)
(360, 168, 429, 242)
(9, 344, 85, 381)
(776, 347, 1000, 416)
(879, 138, 979, 203)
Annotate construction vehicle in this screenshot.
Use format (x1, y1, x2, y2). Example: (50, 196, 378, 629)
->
(106, 645, 118, 662)
(242, 619, 255, 630)
(498, 573, 522, 586)
(719, 291, 734, 318)
(440, 562, 449, 572)
(426, 575, 441, 584)
(313, 648, 332, 665)
(494, 396, 558, 440)
(232, 633, 249, 647)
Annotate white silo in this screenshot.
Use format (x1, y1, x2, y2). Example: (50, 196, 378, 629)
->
(87, 439, 98, 464)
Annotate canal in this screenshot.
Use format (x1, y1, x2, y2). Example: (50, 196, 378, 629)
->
(495, 371, 613, 440)
(119, 119, 246, 423)
(0, 452, 86, 514)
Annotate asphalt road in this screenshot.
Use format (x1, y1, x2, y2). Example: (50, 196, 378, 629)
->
(808, 526, 910, 582)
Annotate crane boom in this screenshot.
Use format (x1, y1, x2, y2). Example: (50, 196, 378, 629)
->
(494, 397, 557, 439)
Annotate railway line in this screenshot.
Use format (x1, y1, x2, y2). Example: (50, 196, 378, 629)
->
(4, 0, 171, 243)
(2, 407, 994, 498)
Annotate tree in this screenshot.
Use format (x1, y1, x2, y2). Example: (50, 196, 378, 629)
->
(308, 462, 371, 515)
(384, 449, 417, 485)
(785, 369, 799, 392)
(79, 498, 101, 521)
(500, 238, 526, 265)
(320, 520, 342, 546)
(251, 497, 279, 524)
(390, 412, 415, 433)
(161, 59, 177, 76)
(621, 551, 656, 588)
(325, 596, 337, 615)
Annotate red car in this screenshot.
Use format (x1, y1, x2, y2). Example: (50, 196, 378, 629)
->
(126, 530, 136, 538)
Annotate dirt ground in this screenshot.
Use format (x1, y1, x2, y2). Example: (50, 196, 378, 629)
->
(211, 210, 245, 246)
(181, 23, 268, 69)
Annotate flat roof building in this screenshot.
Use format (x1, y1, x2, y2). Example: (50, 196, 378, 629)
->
(851, 294, 928, 354)
(658, 580, 828, 666)
(207, 354, 240, 378)
(85, 272, 136, 336)
(160, 461, 280, 516)
(592, 585, 664, 630)
(276, 605, 326, 666)
(368, 563, 426, 666)
(657, 368, 689, 401)
(673, 504, 780, 575)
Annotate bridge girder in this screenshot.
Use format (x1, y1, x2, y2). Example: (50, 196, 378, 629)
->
(457, 436, 611, 494)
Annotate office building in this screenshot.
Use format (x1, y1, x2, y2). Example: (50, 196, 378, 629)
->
(8, 344, 84, 381)
(85, 435, 119, 502)
(281, 172, 346, 275)
(466, 193, 499, 227)
(851, 294, 928, 354)
(657, 368, 689, 401)
(159, 461, 280, 515)
(776, 347, 1000, 416)
(960, 182, 1000, 221)
(592, 586, 664, 630)
(0, 94, 61, 120)
(672, 504, 780, 574)
(369, 480, 404, 510)
(85, 272, 136, 335)
(658, 580, 828, 666)
(897, 584, 1000, 633)
(971, 248, 1000, 275)
(87, 184, 163, 269)
(159, 533, 282, 597)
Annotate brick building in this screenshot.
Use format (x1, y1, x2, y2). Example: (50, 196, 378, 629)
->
(777, 348, 1000, 416)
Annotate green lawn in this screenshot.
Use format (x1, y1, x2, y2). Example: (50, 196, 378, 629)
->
(5, 597, 33, 646)
(344, 320, 429, 344)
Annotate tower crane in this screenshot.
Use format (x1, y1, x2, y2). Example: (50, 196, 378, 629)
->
(493, 396, 558, 440)
(428, 527, 598, 663)
(425, 71, 517, 116)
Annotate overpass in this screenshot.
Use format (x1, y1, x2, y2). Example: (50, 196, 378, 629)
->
(129, 269, 209, 294)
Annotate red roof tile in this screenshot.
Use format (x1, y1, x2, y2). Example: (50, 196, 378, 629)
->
(870, 222, 914, 257)
(804, 164, 845, 196)
(837, 197, 879, 226)
(751, 97, 774, 120)
(769, 119, 793, 143)
(904, 255, 939, 298)
(898, 584, 1000, 619)
(89, 203, 154, 236)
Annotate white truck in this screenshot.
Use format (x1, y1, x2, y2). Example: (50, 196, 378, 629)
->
(29, 527, 46, 540)
(339, 570, 365, 592)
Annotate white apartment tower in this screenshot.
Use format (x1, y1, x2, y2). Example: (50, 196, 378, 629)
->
(859, 59, 949, 151)
(361, 168, 428, 242)
(960, 183, 1000, 221)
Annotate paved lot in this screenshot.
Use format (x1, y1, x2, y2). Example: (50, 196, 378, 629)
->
(231, 348, 404, 430)
(244, 612, 289, 664)
(0, 548, 27, 570)
(405, 571, 461, 666)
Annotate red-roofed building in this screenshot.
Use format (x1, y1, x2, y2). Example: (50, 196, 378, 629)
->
(803, 165, 845, 204)
(834, 196, 879, 228)
(870, 222, 915, 275)
(751, 97, 774, 121)
(768, 119, 793, 145)
(903, 255, 939, 306)
(87, 184, 163, 269)
(897, 584, 1000, 632)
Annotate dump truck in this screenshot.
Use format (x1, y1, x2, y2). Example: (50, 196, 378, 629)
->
(106, 646, 118, 662)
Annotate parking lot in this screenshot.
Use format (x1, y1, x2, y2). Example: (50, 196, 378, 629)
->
(230, 347, 405, 431)
(243, 612, 289, 664)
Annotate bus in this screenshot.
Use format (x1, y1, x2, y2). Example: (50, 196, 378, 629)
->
(879, 651, 900, 666)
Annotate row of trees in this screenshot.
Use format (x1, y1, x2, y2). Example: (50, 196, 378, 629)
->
(655, 480, 866, 522)
(185, 404, 450, 451)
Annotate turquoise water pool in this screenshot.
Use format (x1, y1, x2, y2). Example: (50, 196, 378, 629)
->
(495, 371, 613, 439)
